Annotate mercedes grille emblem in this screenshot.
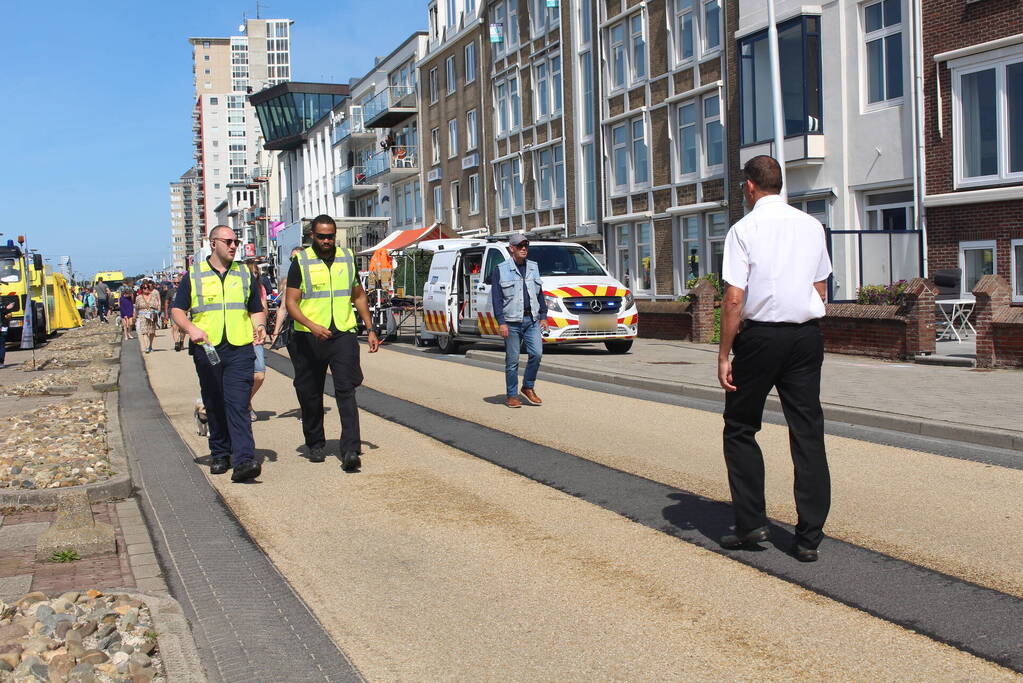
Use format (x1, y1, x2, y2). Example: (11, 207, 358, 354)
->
(589, 300, 603, 313)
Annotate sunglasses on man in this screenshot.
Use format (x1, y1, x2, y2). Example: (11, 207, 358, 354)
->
(214, 238, 241, 247)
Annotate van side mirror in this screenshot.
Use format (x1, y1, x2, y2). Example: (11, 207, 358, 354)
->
(32, 254, 43, 270)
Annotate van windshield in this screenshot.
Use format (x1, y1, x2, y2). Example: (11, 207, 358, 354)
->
(0, 259, 20, 283)
(530, 245, 605, 277)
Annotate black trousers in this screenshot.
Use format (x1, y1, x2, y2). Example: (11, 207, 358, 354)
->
(289, 330, 363, 453)
(193, 343, 255, 466)
(723, 321, 830, 548)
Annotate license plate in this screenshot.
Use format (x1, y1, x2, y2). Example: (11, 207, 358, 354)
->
(577, 314, 614, 332)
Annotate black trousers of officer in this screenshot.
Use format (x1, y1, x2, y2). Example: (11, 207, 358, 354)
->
(723, 320, 830, 548)
(193, 343, 255, 467)
(289, 330, 363, 453)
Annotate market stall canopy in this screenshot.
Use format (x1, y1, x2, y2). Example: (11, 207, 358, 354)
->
(357, 224, 454, 255)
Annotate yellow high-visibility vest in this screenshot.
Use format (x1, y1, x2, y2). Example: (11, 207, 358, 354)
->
(294, 246, 357, 333)
(189, 259, 253, 346)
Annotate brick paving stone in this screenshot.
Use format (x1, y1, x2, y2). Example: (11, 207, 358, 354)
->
(120, 343, 362, 682)
(0, 574, 32, 600)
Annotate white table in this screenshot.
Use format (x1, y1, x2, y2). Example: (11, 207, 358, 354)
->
(936, 298, 976, 343)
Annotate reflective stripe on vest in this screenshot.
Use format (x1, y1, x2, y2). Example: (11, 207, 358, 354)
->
(188, 260, 252, 346)
(295, 247, 357, 332)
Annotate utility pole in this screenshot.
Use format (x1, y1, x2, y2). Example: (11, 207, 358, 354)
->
(766, 0, 787, 200)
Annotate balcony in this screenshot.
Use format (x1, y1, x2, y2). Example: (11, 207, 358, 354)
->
(364, 146, 419, 180)
(332, 167, 377, 197)
(363, 86, 417, 129)
(739, 134, 826, 168)
(331, 106, 374, 146)
(250, 167, 271, 182)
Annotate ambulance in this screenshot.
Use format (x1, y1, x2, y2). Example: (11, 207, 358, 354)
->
(419, 237, 638, 354)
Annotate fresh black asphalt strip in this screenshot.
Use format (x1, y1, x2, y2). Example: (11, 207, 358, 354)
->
(264, 349, 1023, 673)
(121, 342, 364, 683)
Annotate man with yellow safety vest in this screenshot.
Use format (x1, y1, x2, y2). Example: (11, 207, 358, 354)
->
(285, 215, 379, 471)
(171, 225, 267, 483)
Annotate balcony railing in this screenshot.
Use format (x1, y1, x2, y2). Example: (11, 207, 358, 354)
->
(331, 107, 372, 146)
(365, 146, 418, 179)
(333, 166, 374, 195)
(363, 86, 417, 128)
(250, 167, 271, 182)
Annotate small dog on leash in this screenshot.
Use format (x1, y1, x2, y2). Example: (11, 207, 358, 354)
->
(194, 398, 209, 437)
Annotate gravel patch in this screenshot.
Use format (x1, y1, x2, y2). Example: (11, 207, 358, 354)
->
(0, 400, 112, 491)
(0, 590, 166, 682)
(2, 367, 111, 397)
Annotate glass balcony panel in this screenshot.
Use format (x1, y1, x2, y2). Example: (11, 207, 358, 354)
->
(363, 86, 417, 127)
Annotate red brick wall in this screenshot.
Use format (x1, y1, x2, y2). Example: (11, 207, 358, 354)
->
(925, 202, 1023, 276)
(636, 302, 694, 340)
(923, 0, 1023, 196)
(821, 305, 908, 360)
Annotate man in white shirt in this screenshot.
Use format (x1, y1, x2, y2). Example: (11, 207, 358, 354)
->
(717, 155, 833, 563)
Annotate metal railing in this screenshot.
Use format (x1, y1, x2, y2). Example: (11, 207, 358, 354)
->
(365, 146, 418, 178)
(827, 229, 924, 303)
(333, 166, 371, 195)
(363, 85, 416, 122)
(331, 107, 369, 145)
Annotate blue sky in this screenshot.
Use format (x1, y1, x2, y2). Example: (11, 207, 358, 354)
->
(7, 1, 426, 278)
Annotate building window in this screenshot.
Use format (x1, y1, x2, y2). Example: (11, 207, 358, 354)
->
(533, 56, 562, 121)
(466, 0, 476, 17)
(1011, 239, 1023, 303)
(465, 42, 477, 83)
(952, 50, 1023, 186)
(447, 0, 458, 27)
(674, 0, 718, 66)
(740, 15, 823, 145)
(675, 0, 695, 63)
(450, 181, 461, 229)
(497, 158, 524, 215)
(607, 12, 646, 90)
(789, 198, 829, 230)
(492, 0, 519, 58)
(581, 143, 596, 222)
(434, 185, 444, 222)
(704, 94, 723, 168)
(673, 211, 727, 291)
(863, 0, 903, 105)
(610, 117, 649, 192)
(429, 68, 439, 103)
(494, 76, 521, 136)
(959, 240, 996, 296)
(531, 0, 560, 36)
(466, 109, 478, 150)
(469, 173, 480, 214)
(431, 127, 441, 164)
(864, 189, 913, 230)
(446, 56, 457, 94)
(430, 4, 439, 40)
(535, 144, 565, 208)
(702, 0, 721, 52)
(448, 119, 459, 157)
(209, 97, 219, 106)
(678, 102, 698, 175)
(611, 223, 653, 293)
(676, 92, 723, 177)
(551, 55, 563, 115)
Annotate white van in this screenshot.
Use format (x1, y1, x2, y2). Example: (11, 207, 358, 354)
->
(419, 238, 638, 354)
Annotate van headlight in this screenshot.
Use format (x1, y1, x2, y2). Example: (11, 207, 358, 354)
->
(545, 295, 563, 313)
(623, 292, 634, 309)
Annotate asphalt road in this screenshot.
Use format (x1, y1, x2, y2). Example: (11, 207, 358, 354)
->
(141, 333, 1022, 679)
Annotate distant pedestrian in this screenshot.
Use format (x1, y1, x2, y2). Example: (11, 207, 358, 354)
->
(491, 233, 549, 408)
(94, 278, 110, 323)
(159, 281, 173, 329)
(135, 281, 161, 353)
(170, 274, 186, 352)
(84, 289, 96, 320)
(171, 225, 266, 482)
(717, 155, 833, 563)
(246, 259, 267, 422)
(0, 300, 15, 368)
(119, 289, 135, 340)
(285, 215, 378, 470)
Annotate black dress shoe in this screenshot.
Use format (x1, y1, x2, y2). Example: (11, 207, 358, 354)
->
(791, 544, 819, 562)
(309, 446, 327, 463)
(209, 457, 230, 475)
(720, 526, 770, 549)
(231, 460, 261, 482)
(340, 451, 361, 472)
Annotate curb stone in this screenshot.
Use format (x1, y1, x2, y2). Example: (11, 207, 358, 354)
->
(463, 349, 1023, 452)
(0, 367, 133, 507)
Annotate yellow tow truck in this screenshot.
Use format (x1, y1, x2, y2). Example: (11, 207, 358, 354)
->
(1, 239, 82, 345)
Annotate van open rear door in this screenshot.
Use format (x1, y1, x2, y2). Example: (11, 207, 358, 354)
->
(422, 249, 457, 343)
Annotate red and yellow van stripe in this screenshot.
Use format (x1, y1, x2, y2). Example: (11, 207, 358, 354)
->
(543, 285, 629, 299)
(618, 313, 638, 326)
(423, 310, 448, 332)
(477, 312, 501, 335)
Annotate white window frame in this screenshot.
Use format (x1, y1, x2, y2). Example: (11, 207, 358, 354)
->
(703, 93, 723, 172)
(630, 13, 647, 81)
(433, 185, 444, 223)
(608, 12, 646, 92)
(431, 127, 441, 165)
(492, 0, 519, 58)
(958, 239, 997, 297)
(864, 189, 913, 230)
(676, 101, 699, 179)
(447, 0, 458, 27)
(1011, 238, 1023, 303)
(496, 158, 524, 216)
(535, 60, 550, 121)
(448, 119, 459, 158)
(672, 0, 720, 67)
(494, 76, 521, 137)
(701, 0, 721, 53)
(466, 109, 479, 150)
(465, 42, 477, 83)
(531, 0, 559, 37)
(429, 68, 439, 104)
(609, 115, 650, 194)
(950, 47, 1023, 189)
(675, 92, 724, 180)
(446, 55, 457, 94)
(861, 0, 904, 109)
(449, 180, 461, 229)
(611, 222, 655, 295)
(468, 173, 481, 214)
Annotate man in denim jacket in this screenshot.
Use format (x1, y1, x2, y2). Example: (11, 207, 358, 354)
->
(491, 233, 549, 408)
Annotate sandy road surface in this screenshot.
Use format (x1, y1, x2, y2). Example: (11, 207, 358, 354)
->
(359, 347, 1023, 598)
(140, 336, 1018, 680)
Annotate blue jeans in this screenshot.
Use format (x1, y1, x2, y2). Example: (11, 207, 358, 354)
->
(504, 315, 543, 398)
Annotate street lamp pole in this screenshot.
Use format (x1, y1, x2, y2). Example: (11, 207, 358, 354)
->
(766, 0, 788, 200)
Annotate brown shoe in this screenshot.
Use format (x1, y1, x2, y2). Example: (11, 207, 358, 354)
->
(521, 388, 543, 405)
(505, 396, 522, 408)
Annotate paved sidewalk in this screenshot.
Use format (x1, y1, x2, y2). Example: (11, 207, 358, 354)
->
(461, 338, 1023, 449)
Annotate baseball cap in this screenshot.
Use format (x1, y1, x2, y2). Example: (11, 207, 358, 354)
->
(508, 233, 529, 246)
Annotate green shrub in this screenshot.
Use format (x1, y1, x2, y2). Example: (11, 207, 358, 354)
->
(856, 280, 908, 306)
(679, 273, 724, 302)
(392, 249, 433, 298)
